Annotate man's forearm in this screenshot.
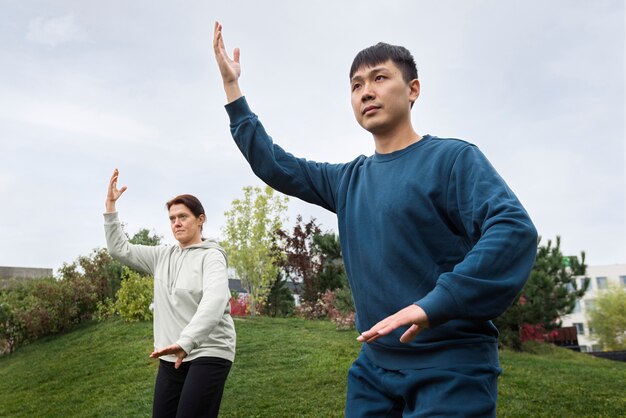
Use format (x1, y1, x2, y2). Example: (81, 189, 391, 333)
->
(223, 81, 242, 104)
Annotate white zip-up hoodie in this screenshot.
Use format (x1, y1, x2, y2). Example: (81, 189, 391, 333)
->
(104, 212, 236, 363)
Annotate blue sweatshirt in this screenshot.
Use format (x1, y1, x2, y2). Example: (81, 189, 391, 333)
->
(226, 97, 537, 370)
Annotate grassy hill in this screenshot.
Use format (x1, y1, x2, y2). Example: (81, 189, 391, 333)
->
(1, 318, 625, 417)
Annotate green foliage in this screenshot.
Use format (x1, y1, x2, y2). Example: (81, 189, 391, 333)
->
(264, 273, 295, 317)
(0, 275, 100, 354)
(333, 286, 355, 315)
(313, 232, 347, 294)
(0, 291, 26, 353)
(0, 226, 159, 354)
(276, 215, 322, 303)
(294, 290, 355, 330)
(97, 267, 154, 323)
(1, 318, 625, 417)
(57, 248, 124, 300)
(495, 236, 588, 350)
(221, 186, 288, 315)
(95, 298, 117, 322)
(128, 228, 162, 246)
(587, 285, 626, 350)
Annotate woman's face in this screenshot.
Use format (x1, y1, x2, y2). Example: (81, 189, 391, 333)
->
(168, 203, 204, 247)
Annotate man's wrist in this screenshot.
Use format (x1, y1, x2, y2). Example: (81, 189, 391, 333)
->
(223, 81, 242, 103)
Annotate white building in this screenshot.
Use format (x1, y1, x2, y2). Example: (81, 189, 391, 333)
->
(560, 264, 626, 352)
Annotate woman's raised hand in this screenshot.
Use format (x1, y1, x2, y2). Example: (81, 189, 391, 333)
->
(105, 168, 127, 213)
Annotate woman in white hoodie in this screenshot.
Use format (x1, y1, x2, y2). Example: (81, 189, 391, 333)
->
(104, 169, 236, 418)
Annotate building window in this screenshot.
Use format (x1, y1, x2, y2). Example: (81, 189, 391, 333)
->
(574, 323, 585, 335)
(596, 276, 608, 290)
(592, 344, 602, 352)
(579, 345, 588, 353)
(573, 300, 581, 313)
(585, 299, 596, 312)
(620, 276, 626, 287)
(579, 277, 589, 290)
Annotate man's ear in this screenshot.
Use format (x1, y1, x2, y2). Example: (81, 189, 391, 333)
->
(409, 79, 420, 106)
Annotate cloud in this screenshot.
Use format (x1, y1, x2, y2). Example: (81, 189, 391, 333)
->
(1, 97, 160, 144)
(0, 173, 16, 194)
(26, 14, 84, 47)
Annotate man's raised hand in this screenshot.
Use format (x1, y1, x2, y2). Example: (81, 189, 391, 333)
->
(213, 21, 242, 103)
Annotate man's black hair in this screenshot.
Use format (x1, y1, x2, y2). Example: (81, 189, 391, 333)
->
(349, 42, 418, 83)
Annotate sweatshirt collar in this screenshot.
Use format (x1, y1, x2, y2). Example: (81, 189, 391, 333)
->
(372, 135, 432, 163)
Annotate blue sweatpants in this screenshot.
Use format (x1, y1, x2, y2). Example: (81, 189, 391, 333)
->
(345, 350, 501, 417)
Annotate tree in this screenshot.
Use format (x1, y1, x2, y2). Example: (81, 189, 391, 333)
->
(587, 285, 626, 350)
(128, 228, 162, 246)
(264, 272, 295, 317)
(221, 186, 288, 316)
(494, 236, 589, 350)
(276, 215, 322, 303)
(313, 232, 348, 294)
(57, 248, 123, 301)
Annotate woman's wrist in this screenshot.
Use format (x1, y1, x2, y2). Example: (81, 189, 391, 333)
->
(105, 200, 116, 213)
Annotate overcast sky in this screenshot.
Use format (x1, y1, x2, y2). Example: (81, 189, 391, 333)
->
(1, 1, 624, 273)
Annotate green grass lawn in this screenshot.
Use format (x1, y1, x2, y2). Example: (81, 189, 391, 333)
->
(1, 318, 625, 417)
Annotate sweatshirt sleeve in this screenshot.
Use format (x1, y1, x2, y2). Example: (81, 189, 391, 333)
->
(103, 212, 160, 275)
(225, 96, 344, 213)
(415, 145, 538, 327)
(175, 249, 229, 354)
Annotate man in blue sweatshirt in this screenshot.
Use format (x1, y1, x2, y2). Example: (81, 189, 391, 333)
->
(213, 22, 537, 417)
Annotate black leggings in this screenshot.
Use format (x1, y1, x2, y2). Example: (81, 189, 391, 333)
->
(152, 356, 232, 418)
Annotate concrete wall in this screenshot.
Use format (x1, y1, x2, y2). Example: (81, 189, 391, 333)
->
(0, 266, 53, 281)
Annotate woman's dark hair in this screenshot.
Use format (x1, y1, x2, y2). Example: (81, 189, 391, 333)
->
(349, 42, 418, 83)
(166, 194, 206, 219)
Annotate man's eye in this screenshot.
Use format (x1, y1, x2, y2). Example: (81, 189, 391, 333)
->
(352, 83, 361, 91)
(375, 75, 385, 81)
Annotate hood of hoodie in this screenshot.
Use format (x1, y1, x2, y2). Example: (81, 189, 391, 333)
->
(177, 239, 228, 264)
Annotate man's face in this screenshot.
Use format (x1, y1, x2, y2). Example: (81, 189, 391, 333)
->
(168, 203, 203, 247)
(350, 60, 418, 136)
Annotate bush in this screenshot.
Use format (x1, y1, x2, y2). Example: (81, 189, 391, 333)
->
(57, 248, 124, 301)
(0, 294, 26, 354)
(97, 267, 153, 323)
(1, 238, 159, 354)
(332, 286, 354, 314)
(95, 298, 116, 322)
(229, 293, 250, 317)
(519, 323, 559, 344)
(0, 275, 101, 354)
(294, 297, 330, 320)
(295, 289, 355, 330)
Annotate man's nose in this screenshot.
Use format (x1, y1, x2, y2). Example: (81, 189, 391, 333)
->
(361, 84, 374, 102)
